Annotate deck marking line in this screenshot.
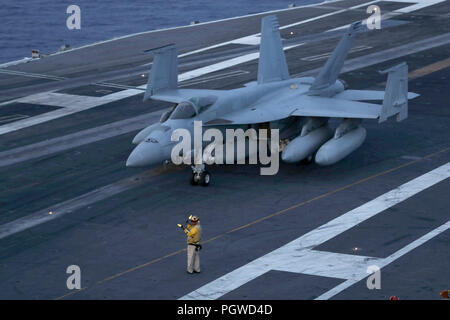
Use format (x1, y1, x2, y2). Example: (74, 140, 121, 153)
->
(316, 220, 450, 300)
(0, 109, 166, 167)
(0, 165, 184, 240)
(180, 162, 450, 300)
(52, 147, 450, 299)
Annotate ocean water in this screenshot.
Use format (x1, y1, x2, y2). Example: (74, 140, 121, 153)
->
(0, 0, 323, 64)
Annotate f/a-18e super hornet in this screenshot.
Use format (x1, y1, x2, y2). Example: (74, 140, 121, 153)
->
(126, 15, 418, 186)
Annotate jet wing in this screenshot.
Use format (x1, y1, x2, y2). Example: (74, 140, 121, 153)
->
(204, 104, 298, 126)
(204, 94, 382, 126)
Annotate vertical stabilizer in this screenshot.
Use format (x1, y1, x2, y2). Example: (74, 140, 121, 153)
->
(309, 21, 362, 93)
(378, 62, 408, 123)
(144, 44, 178, 101)
(257, 15, 290, 84)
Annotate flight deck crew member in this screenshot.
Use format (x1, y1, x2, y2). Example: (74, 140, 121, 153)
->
(184, 215, 202, 274)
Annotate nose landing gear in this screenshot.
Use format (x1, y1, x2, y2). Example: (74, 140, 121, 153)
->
(190, 163, 211, 186)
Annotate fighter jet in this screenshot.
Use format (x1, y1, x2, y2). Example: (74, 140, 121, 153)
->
(126, 15, 418, 186)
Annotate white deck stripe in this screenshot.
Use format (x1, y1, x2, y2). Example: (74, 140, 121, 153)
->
(0, 163, 183, 240)
(0, 114, 29, 124)
(326, 0, 445, 31)
(0, 109, 166, 167)
(0, 69, 66, 81)
(179, 0, 380, 53)
(316, 220, 450, 300)
(0, 182, 134, 241)
(271, 249, 384, 279)
(0, 90, 143, 135)
(393, 0, 445, 13)
(180, 162, 450, 300)
(301, 45, 372, 61)
(179, 70, 250, 87)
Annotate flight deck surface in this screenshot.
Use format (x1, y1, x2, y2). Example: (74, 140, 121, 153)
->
(0, 0, 449, 300)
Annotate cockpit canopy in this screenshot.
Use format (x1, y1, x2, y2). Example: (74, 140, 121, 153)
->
(190, 96, 218, 113)
(170, 101, 196, 119)
(163, 96, 218, 121)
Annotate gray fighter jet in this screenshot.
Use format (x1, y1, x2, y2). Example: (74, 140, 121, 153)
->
(126, 15, 418, 185)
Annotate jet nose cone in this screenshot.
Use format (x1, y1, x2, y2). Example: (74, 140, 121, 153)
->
(126, 141, 165, 167)
(126, 152, 141, 167)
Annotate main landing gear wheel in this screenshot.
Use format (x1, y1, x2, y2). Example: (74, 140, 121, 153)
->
(199, 171, 211, 186)
(190, 164, 211, 186)
(190, 172, 199, 185)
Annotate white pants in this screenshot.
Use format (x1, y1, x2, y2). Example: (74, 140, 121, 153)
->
(187, 244, 200, 273)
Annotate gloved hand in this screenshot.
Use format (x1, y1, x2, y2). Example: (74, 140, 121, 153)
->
(177, 224, 185, 229)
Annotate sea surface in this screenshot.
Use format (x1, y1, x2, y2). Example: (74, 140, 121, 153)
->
(1, 0, 324, 64)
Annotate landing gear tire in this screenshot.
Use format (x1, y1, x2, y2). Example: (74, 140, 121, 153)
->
(190, 173, 199, 185)
(190, 164, 211, 186)
(199, 171, 211, 187)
